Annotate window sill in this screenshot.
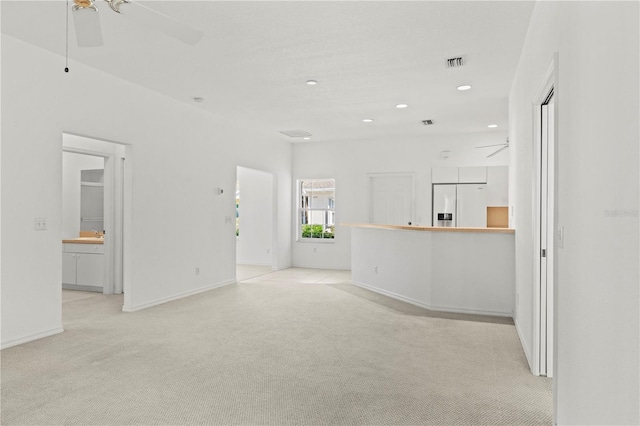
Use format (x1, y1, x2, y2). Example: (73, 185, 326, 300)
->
(296, 238, 336, 244)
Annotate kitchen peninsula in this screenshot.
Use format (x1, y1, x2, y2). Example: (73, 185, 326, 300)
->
(345, 223, 515, 317)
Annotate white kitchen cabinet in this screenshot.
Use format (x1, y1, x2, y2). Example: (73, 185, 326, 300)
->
(62, 243, 104, 291)
(431, 167, 459, 183)
(458, 166, 487, 183)
(432, 167, 488, 183)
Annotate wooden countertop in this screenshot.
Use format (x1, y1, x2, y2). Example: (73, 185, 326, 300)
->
(62, 237, 105, 244)
(341, 223, 515, 234)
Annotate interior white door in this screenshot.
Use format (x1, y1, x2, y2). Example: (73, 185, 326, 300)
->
(456, 184, 487, 227)
(369, 175, 413, 225)
(540, 92, 555, 377)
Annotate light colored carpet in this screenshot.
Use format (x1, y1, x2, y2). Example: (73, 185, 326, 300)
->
(1, 268, 552, 425)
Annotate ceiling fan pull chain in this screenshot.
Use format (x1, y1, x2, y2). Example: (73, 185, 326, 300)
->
(65, 0, 69, 73)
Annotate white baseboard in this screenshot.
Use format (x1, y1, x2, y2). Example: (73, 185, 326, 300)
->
(1, 326, 64, 350)
(514, 317, 534, 373)
(122, 279, 236, 313)
(236, 261, 272, 266)
(292, 263, 351, 271)
(351, 280, 432, 309)
(351, 280, 513, 318)
(427, 303, 513, 318)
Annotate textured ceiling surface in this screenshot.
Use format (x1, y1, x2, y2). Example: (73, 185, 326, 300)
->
(2, 1, 535, 144)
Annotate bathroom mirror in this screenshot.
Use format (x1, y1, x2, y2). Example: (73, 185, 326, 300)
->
(80, 169, 104, 232)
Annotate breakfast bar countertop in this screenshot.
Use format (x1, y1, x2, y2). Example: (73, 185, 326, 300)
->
(341, 223, 514, 234)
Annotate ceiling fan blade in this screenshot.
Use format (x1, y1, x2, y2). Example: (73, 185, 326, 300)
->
(487, 145, 509, 158)
(72, 7, 104, 47)
(122, 1, 203, 45)
(475, 143, 506, 149)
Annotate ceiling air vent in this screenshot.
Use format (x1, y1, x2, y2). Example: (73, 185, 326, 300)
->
(422, 119, 434, 126)
(279, 130, 312, 138)
(445, 56, 465, 68)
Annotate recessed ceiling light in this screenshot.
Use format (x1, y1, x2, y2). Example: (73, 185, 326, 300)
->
(303, 137, 311, 140)
(457, 85, 472, 91)
(488, 124, 498, 128)
(396, 104, 408, 109)
(363, 119, 374, 123)
(193, 97, 205, 103)
(306, 80, 317, 86)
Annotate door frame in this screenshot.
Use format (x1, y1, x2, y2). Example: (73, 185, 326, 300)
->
(367, 172, 416, 225)
(62, 133, 131, 299)
(235, 165, 278, 270)
(532, 57, 558, 378)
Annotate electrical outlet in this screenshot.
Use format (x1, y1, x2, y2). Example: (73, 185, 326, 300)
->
(195, 267, 200, 275)
(313, 247, 317, 253)
(374, 266, 378, 274)
(34, 218, 47, 230)
(266, 248, 270, 254)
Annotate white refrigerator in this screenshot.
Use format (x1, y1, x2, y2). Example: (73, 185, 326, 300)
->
(432, 184, 487, 227)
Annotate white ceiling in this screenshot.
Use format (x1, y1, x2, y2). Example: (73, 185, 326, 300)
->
(2, 1, 535, 144)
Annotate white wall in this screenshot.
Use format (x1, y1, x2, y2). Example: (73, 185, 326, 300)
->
(292, 133, 509, 269)
(236, 166, 273, 266)
(486, 166, 508, 206)
(1, 35, 292, 347)
(62, 152, 104, 239)
(510, 2, 639, 424)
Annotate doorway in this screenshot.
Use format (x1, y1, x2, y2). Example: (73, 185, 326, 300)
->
(533, 61, 556, 378)
(62, 151, 105, 293)
(235, 166, 276, 280)
(62, 133, 129, 297)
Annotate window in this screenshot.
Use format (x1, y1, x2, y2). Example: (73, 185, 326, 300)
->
(298, 179, 335, 240)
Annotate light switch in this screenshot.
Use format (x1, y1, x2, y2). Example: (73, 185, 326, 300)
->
(224, 216, 232, 223)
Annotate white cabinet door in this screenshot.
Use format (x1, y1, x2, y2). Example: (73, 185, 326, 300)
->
(458, 167, 487, 183)
(76, 253, 104, 288)
(432, 167, 459, 183)
(62, 252, 77, 285)
(457, 184, 488, 227)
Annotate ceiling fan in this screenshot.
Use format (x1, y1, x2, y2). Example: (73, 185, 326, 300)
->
(71, 0, 203, 48)
(476, 138, 509, 158)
